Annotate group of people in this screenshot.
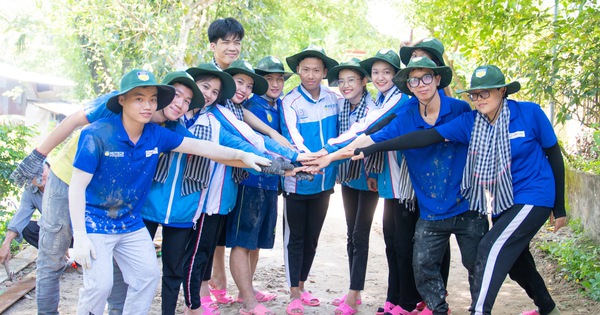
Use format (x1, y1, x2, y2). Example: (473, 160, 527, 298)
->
(5, 15, 566, 315)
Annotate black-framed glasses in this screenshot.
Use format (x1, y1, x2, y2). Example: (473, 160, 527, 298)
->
(468, 90, 491, 101)
(407, 74, 434, 88)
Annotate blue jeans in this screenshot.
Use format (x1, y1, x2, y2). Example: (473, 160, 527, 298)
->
(413, 211, 488, 315)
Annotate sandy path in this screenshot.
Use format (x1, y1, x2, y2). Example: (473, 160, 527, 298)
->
(2, 188, 595, 314)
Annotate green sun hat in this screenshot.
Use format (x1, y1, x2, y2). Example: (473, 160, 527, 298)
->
(360, 49, 401, 74)
(326, 58, 370, 87)
(186, 63, 236, 100)
(161, 71, 205, 110)
(456, 65, 521, 95)
(255, 56, 293, 81)
(106, 69, 175, 114)
(286, 44, 339, 74)
(392, 56, 453, 96)
(224, 60, 269, 96)
(399, 37, 445, 66)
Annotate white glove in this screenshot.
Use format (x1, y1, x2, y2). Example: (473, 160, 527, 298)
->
(236, 151, 271, 172)
(72, 230, 96, 269)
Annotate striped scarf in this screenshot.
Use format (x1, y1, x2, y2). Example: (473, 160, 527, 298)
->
(461, 99, 513, 215)
(338, 91, 369, 183)
(364, 88, 402, 175)
(212, 57, 222, 71)
(222, 100, 249, 183)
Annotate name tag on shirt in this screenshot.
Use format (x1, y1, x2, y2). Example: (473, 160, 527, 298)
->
(146, 147, 159, 157)
(509, 131, 525, 139)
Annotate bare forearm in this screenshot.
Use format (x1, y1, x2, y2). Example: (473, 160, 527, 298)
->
(37, 110, 89, 155)
(243, 109, 274, 135)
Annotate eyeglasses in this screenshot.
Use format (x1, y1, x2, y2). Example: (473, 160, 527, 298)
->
(407, 74, 434, 88)
(468, 90, 491, 101)
(337, 77, 358, 87)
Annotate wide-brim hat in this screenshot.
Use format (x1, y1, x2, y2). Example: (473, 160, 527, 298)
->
(400, 37, 445, 66)
(255, 56, 293, 81)
(360, 48, 401, 74)
(224, 60, 268, 96)
(161, 71, 205, 110)
(456, 65, 521, 95)
(392, 56, 453, 96)
(106, 69, 175, 114)
(327, 58, 370, 87)
(186, 63, 236, 100)
(286, 44, 339, 73)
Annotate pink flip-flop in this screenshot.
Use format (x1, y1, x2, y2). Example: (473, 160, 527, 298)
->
(300, 291, 320, 306)
(208, 285, 235, 304)
(334, 302, 358, 315)
(236, 290, 278, 303)
(331, 294, 362, 307)
(286, 299, 304, 315)
(239, 303, 275, 315)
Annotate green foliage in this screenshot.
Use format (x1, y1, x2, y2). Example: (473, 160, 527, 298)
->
(0, 123, 36, 237)
(538, 219, 600, 301)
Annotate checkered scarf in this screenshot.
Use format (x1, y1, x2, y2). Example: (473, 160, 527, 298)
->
(212, 57, 222, 71)
(221, 100, 249, 183)
(461, 99, 513, 215)
(338, 91, 369, 183)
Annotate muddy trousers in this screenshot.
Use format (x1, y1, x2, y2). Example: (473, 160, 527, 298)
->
(341, 185, 379, 291)
(283, 191, 331, 287)
(145, 221, 192, 315)
(414, 211, 489, 315)
(182, 213, 226, 310)
(382, 199, 452, 311)
(470, 205, 556, 315)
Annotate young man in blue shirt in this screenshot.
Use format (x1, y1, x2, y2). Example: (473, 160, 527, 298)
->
(68, 69, 270, 315)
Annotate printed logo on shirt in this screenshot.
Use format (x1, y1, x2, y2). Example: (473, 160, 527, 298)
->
(267, 112, 273, 123)
(324, 103, 337, 111)
(297, 108, 308, 120)
(509, 131, 525, 139)
(145, 147, 159, 157)
(105, 151, 125, 158)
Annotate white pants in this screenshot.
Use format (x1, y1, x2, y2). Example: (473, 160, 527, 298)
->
(77, 228, 159, 315)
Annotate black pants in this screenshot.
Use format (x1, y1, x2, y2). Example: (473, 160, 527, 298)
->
(470, 205, 556, 315)
(382, 199, 451, 311)
(182, 213, 226, 309)
(22, 220, 73, 249)
(341, 185, 379, 291)
(145, 220, 191, 315)
(283, 191, 331, 287)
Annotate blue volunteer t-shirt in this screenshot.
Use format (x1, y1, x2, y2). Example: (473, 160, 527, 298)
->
(73, 115, 185, 234)
(371, 94, 472, 220)
(435, 100, 557, 208)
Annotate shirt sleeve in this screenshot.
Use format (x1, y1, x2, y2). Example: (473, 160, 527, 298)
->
(73, 127, 102, 174)
(529, 102, 558, 148)
(435, 112, 474, 145)
(157, 125, 185, 153)
(280, 96, 311, 153)
(370, 115, 405, 143)
(7, 188, 39, 241)
(84, 91, 120, 123)
(215, 105, 268, 152)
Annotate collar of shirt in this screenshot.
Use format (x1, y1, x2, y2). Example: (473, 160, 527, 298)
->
(412, 93, 453, 129)
(297, 84, 327, 104)
(112, 115, 147, 146)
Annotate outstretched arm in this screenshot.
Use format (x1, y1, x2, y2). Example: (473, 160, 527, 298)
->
(68, 168, 96, 269)
(544, 143, 566, 232)
(303, 134, 377, 170)
(173, 137, 271, 171)
(354, 129, 445, 159)
(243, 109, 294, 149)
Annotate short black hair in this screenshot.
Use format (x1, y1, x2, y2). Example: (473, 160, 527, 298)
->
(207, 17, 245, 43)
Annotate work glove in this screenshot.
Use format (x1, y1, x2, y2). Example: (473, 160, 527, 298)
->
(10, 149, 46, 187)
(72, 230, 96, 270)
(295, 171, 315, 182)
(236, 151, 271, 172)
(260, 157, 294, 176)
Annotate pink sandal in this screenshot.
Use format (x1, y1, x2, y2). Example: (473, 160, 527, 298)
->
(236, 290, 278, 303)
(331, 294, 362, 307)
(239, 303, 275, 315)
(286, 299, 304, 315)
(334, 302, 358, 315)
(376, 301, 395, 315)
(208, 285, 235, 304)
(300, 291, 320, 306)
(201, 296, 219, 312)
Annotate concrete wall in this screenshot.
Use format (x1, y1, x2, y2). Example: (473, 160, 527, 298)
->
(566, 167, 600, 242)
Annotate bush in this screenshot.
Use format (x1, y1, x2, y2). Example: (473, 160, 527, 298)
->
(0, 122, 37, 239)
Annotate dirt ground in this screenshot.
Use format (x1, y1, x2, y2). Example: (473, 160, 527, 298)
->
(3, 188, 600, 314)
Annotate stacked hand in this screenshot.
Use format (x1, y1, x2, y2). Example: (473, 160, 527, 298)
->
(261, 157, 295, 176)
(10, 149, 46, 187)
(72, 230, 96, 269)
(238, 152, 272, 172)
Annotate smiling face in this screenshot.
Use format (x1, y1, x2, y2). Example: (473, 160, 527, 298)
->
(160, 83, 192, 122)
(196, 76, 222, 107)
(470, 87, 506, 121)
(119, 86, 158, 124)
(406, 68, 440, 101)
(297, 57, 327, 95)
(337, 69, 366, 104)
(210, 35, 241, 69)
(371, 60, 396, 93)
(231, 73, 254, 104)
(264, 73, 285, 99)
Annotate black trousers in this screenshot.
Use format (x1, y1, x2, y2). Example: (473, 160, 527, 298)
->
(283, 191, 331, 287)
(341, 185, 379, 291)
(145, 220, 192, 315)
(182, 213, 226, 309)
(470, 205, 556, 315)
(382, 199, 452, 311)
